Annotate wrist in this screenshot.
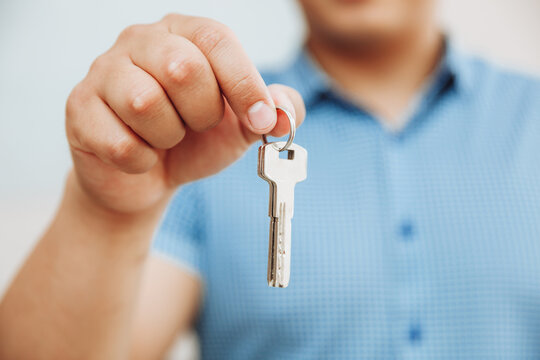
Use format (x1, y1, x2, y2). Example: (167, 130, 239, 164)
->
(58, 171, 171, 246)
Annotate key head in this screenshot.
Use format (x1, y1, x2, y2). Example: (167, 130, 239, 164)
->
(258, 141, 308, 184)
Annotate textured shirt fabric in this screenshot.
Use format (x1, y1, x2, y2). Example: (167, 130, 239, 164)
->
(152, 42, 540, 359)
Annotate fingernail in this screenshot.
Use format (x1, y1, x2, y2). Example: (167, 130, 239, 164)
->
(248, 101, 275, 130)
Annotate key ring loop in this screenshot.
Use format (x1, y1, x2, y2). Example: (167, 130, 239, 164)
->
(261, 106, 296, 152)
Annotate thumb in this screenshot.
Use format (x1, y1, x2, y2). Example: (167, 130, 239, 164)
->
(243, 84, 306, 144)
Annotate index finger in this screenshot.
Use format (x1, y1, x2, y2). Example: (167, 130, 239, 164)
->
(162, 14, 277, 134)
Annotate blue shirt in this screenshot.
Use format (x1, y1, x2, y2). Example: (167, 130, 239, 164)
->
(152, 43, 540, 359)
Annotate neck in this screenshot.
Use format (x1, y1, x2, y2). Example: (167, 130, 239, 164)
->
(307, 23, 444, 127)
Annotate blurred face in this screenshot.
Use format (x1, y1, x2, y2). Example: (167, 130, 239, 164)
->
(297, 0, 436, 49)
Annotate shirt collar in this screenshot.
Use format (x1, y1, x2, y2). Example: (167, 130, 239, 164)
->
(284, 38, 474, 109)
(285, 48, 332, 109)
(440, 39, 475, 95)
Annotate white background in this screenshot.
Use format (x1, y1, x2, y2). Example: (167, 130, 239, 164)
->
(1, 0, 539, 358)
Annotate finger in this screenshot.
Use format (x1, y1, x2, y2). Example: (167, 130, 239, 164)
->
(163, 14, 277, 133)
(120, 24, 224, 132)
(243, 84, 306, 143)
(66, 85, 159, 174)
(91, 55, 185, 149)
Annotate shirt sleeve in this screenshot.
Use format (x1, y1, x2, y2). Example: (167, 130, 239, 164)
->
(151, 182, 206, 277)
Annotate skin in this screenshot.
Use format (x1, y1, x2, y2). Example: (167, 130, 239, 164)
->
(299, 0, 442, 125)
(0, 1, 441, 358)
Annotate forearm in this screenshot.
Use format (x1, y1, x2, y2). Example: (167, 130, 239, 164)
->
(0, 172, 170, 360)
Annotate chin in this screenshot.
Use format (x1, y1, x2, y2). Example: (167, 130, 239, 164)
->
(299, 0, 434, 49)
(314, 15, 408, 50)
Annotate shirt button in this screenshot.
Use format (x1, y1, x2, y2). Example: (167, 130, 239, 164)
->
(408, 324, 422, 344)
(399, 220, 415, 239)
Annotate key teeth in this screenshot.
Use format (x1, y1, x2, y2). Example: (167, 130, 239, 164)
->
(268, 267, 290, 287)
(268, 280, 289, 288)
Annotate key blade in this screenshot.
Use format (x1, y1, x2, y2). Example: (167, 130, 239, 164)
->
(268, 203, 292, 287)
(267, 180, 296, 287)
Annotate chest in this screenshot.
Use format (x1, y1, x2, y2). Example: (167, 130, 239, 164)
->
(203, 131, 540, 300)
(197, 112, 540, 356)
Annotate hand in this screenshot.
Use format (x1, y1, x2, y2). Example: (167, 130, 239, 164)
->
(65, 14, 305, 215)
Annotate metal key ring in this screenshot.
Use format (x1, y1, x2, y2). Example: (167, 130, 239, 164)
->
(261, 106, 296, 152)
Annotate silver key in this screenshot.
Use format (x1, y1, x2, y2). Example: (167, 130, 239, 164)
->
(258, 141, 307, 287)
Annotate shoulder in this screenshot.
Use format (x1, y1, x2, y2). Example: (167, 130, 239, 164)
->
(457, 54, 540, 154)
(452, 53, 540, 140)
(464, 55, 540, 111)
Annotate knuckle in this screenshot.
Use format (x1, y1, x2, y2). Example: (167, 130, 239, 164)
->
(89, 54, 109, 74)
(65, 82, 89, 119)
(228, 73, 260, 103)
(161, 12, 182, 24)
(127, 85, 162, 115)
(65, 85, 82, 119)
(107, 137, 139, 166)
(166, 56, 205, 84)
(191, 20, 235, 55)
(118, 24, 147, 42)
